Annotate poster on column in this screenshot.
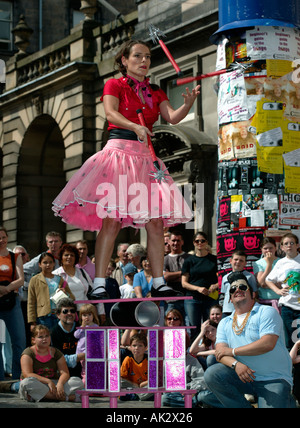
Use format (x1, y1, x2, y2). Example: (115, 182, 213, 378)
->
(217, 229, 264, 282)
(284, 81, 300, 121)
(245, 75, 266, 119)
(282, 121, 300, 152)
(217, 196, 231, 231)
(252, 98, 285, 173)
(283, 148, 300, 194)
(218, 70, 249, 125)
(279, 194, 300, 227)
(246, 27, 300, 61)
(218, 121, 257, 160)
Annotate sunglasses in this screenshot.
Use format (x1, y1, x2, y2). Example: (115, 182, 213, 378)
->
(194, 239, 207, 244)
(229, 283, 249, 295)
(61, 309, 76, 315)
(167, 317, 180, 321)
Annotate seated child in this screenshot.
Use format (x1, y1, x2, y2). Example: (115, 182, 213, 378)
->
(120, 332, 151, 401)
(74, 303, 100, 384)
(19, 325, 83, 402)
(189, 319, 218, 370)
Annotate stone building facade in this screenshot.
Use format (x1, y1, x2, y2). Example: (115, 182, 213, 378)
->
(0, 0, 219, 257)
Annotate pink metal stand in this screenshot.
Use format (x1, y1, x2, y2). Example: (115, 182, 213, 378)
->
(75, 297, 195, 409)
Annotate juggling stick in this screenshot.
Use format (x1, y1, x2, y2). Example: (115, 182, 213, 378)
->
(136, 108, 170, 183)
(149, 24, 183, 77)
(173, 61, 255, 86)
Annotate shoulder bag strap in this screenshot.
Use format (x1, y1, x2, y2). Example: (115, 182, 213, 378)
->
(9, 251, 16, 281)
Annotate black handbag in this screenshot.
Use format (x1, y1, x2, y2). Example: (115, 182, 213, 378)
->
(0, 251, 16, 311)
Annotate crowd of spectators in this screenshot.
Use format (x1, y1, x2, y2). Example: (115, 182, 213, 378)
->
(0, 228, 299, 408)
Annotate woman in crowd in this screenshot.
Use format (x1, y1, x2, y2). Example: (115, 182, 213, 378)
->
(52, 244, 92, 305)
(27, 252, 75, 331)
(0, 226, 26, 381)
(182, 231, 218, 342)
(52, 244, 105, 320)
(165, 308, 190, 348)
(253, 237, 280, 312)
(133, 256, 153, 298)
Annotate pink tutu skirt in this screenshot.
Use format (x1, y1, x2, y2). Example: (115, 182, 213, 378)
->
(52, 139, 193, 231)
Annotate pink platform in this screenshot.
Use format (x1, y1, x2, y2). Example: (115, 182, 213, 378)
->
(77, 387, 197, 409)
(75, 296, 195, 409)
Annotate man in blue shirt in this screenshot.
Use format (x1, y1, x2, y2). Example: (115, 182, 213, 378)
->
(204, 272, 295, 408)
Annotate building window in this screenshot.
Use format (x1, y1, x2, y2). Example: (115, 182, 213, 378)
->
(166, 70, 195, 123)
(73, 10, 85, 26)
(69, 0, 85, 27)
(0, 1, 12, 50)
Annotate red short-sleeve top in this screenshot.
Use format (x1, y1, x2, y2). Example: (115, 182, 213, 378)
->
(101, 77, 169, 131)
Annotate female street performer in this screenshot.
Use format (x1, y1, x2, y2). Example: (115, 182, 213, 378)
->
(52, 39, 200, 299)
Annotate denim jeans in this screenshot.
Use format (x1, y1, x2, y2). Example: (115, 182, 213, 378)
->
(0, 297, 26, 380)
(161, 390, 224, 408)
(36, 314, 59, 332)
(204, 363, 296, 408)
(161, 392, 198, 407)
(184, 297, 215, 342)
(280, 305, 300, 351)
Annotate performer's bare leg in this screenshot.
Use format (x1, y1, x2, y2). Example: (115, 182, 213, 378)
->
(91, 217, 121, 298)
(145, 219, 164, 277)
(146, 219, 182, 297)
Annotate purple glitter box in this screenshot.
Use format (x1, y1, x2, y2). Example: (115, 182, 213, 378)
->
(85, 330, 106, 391)
(86, 361, 106, 390)
(86, 330, 105, 359)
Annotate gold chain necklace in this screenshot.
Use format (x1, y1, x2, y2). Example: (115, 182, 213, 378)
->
(232, 310, 252, 335)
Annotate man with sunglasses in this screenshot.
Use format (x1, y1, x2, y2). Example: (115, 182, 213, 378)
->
(204, 272, 295, 408)
(51, 298, 84, 378)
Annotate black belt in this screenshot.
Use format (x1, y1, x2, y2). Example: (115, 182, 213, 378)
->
(109, 129, 139, 141)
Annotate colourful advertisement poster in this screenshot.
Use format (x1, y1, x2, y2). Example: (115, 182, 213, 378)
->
(217, 229, 264, 281)
(218, 122, 257, 161)
(283, 148, 300, 194)
(282, 121, 300, 152)
(252, 98, 285, 173)
(218, 70, 249, 125)
(246, 27, 300, 61)
(279, 194, 300, 227)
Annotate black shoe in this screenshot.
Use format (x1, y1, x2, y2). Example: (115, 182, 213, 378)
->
(88, 288, 110, 300)
(150, 285, 183, 298)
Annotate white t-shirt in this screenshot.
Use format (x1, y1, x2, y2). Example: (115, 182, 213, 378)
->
(119, 283, 136, 299)
(266, 254, 300, 310)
